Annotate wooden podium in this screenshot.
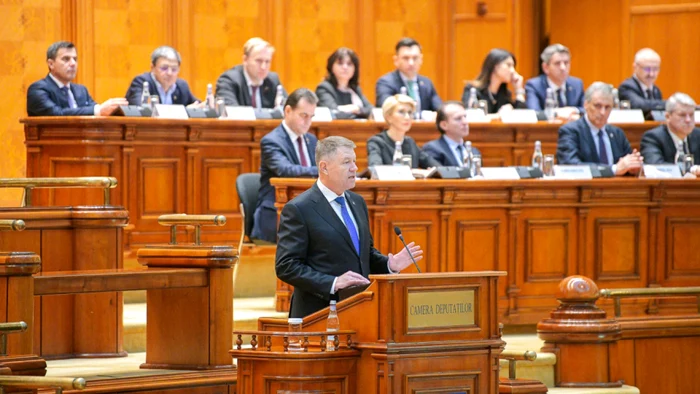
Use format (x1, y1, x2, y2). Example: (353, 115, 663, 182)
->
(246, 271, 506, 394)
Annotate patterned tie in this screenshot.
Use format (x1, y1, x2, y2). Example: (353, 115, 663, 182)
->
(598, 130, 609, 165)
(296, 136, 308, 167)
(335, 196, 360, 256)
(684, 141, 689, 155)
(646, 89, 653, 100)
(251, 85, 259, 108)
(61, 86, 77, 108)
(406, 80, 418, 101)
(456, 145, 465, 166)
(556, 88, 566, 107)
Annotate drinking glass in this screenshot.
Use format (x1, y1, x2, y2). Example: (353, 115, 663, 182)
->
(401, 154, 412, 167)
(471, 155, 483, 177)
(543, 154, 555, 177)
(620, 100, 631, 110)
(478, 100, 488, 116)
(683, 154, 695, 176)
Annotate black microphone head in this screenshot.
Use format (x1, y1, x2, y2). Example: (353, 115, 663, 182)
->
(394, 226, 401, 236)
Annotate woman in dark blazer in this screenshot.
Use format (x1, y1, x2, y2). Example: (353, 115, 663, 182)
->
(462, 48, 527, 114)
(315, 47, 373, 118)
(367, 94, 440, 169)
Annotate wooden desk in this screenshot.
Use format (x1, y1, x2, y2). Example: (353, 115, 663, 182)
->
(272, 178, 700, 324)
(22, 117, 659, 250)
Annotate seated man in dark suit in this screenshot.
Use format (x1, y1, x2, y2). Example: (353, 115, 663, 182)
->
(276, 136, 424, 318)
(618, 48, 665, 120)
(27, 41, 127, 116)
(556, 82, 644, 176)
(215, 37, 286, 108)
(422, 101, 481, 166)
(375, 37, 442, 113)
(525, 43, 584, 120)
(125, 46, 199, 106)
(251, 88, 319, 244)
(640, 92, 700, 175)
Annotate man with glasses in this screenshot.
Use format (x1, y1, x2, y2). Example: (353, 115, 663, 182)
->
(216, 37, 286, 108)
(125, 46, 199, 106)
(27, 41, 127, 116)
(618, 48, 665, 120)
(640, 92, 700, 175)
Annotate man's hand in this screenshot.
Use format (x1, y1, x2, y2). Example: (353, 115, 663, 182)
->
(186, 100, 204, 109)
(99, 98, 129, 116)
(337, 104, 361, 114)
(388, 241, 424, 272)
(334, 271, 369, 292)
(615, 149, 644, 175)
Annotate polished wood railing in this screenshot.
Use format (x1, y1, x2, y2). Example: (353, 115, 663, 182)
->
(0, 177, 117, 207)
(600, 286, 700, 317)
(0, 376, 86, 393)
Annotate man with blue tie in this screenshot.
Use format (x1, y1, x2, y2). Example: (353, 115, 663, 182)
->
(252, 88, 320, 244)
(375, 38, 442, 112)
(422, 101, 481, 166)
(556, 82, 644, 176)
(524, 43, 585, 120)
(276, 136, 424, 318)
(27, 41, 127, 116)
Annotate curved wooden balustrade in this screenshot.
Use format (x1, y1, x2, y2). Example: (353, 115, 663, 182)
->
(0, 177, 117, 207)
(233, 330, 356, 353)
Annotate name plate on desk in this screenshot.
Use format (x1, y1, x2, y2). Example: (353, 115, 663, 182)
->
(371, 108, 384, 122)
(313, 107, 333, 122)
(553, 165, 593, 179)
(152, 104, 188, 119)
(371, 165, 414, 181)
(480, 167, 521, 180)
(643, 164, 682, 179)
(225, 106, 256, 120)
(407, 289, 475, 329)
(466, 109, 489, 123)
(608, 109, 645, 124)
(500, 109, 538, 124)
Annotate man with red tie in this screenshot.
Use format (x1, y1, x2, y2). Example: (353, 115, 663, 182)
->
(252, 88, 319, 243)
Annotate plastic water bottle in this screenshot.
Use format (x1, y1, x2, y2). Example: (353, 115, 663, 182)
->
(274, 85, 286, 109)
(612, 88, 620, 109)
(400, 86, 408, 96)
(140, 81, 150, 108)
(532, 140, 544, 169)
(392, 141, 403, 165)
(544, 88, 556, 121)
(675, 140, 685, 170)
(205, 83, 215, 109)
(467, 87, 479, 109)
(326, 300, 340, 351)
(464, 141, 474, 172)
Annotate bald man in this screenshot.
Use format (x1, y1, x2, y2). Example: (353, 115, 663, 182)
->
(618, 48, 665, 120)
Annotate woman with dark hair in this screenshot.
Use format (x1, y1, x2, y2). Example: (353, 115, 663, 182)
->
(462, 48, 527, 114)
(315, 47, 373, 118)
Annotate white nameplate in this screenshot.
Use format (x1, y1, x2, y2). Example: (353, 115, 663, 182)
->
(371, 108, 385, 123)
(371, 165, 415, 181)
(480, 167, 521, 180)
(553, 165, 593, 179)
(608, 109, 645, 124)
(466, 109, 489, 123)
(643, 164, 682, 179)
(314, 107, 333, 122)
(152, 104, 188, 119)
(420, 110, 437, 122)
(695, 110, 700, 124)
(225, 106, 256, 120)
(500, 109, 538, 124)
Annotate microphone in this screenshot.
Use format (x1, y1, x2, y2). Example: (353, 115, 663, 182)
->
(393, 226, 421, 273)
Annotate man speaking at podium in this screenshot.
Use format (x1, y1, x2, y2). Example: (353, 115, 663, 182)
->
(276, 136, 424, 318)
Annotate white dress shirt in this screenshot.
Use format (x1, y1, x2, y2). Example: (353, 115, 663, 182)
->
(48, 73, 100, 115)
(282, 122, 312, 166)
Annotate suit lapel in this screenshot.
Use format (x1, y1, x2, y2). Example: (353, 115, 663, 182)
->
(261, 79, 274, 108)
(278, 126, 301, 165)
(309, 185, 360, 259)
(607, 128, 620, 162)
(661, 126, 678, 162)
(438, 137, 459, 166)
(346, 192, 367, 274)
(580, 119, 601, 162)
(689, 129, 700, 162)
(306, 136, 317, 166)
(46, 76, 69, 108)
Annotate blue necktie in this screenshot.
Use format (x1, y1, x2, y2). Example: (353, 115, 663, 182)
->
(456, 145, 465, 166)
(335, 196, 360, 256)
(598, 130, 609, 165)
(60, 86, 77, 108)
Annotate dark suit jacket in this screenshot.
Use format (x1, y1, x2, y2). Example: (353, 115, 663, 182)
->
(640, 125, 700, 165)
(422, 136, 482, 167)
(524, 74, 585, 113)
(618, 77, 665, 120)
(276, 182, 390, 318)
(375, 70, 442, 111)
(27, 75, 97, 116)
(367, 130, 441, 169)
(315, 80, 373, 118)
(461, 83, 526, 114)
(556, 117, 633, 165)
(251, 124, 319, 243)
(215, 65, 284, 107)
(124, 72, 198, 106)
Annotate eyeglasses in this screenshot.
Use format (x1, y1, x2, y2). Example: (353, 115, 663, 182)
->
(158, 65, 180, 73)
(636, 65, 660, 74)
(396, 109, 415, 118)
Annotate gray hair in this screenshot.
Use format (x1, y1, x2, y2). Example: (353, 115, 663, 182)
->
(666, 92, 696, 113)
(151, 46, 181, 66)
(540, 43, 570, 64)
(47, 41, 75, 60)
(316, 136, 356, 164)
(634, 48, 660, 63)
(584, 82, 614, 102)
